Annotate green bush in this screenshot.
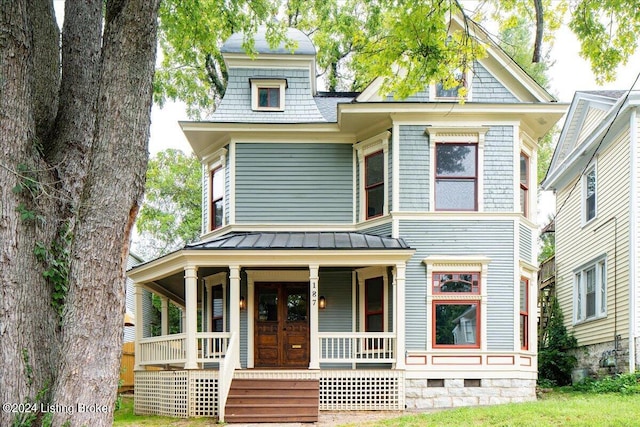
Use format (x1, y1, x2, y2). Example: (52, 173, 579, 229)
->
(573, 372, 640, 394)
(538, 297, 578, 386)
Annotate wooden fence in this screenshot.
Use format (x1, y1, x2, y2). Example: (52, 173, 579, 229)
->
(120, 342, 135, 392)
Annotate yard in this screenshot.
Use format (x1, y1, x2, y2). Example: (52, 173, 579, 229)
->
(114, 389, 640, 426)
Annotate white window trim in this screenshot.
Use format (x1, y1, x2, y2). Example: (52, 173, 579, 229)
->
(582, 162, 597, 226)
(425, 127, 487, 212)
(355, 132, 390, 222)
(424, 255, 490, 350)
(356, 266, 389, 333)
(519, 263, 536, 353)
(204, 272, 228, 333)
(250, 78, 287, 111)
(519, 132, 536, 221)
(205, 148, 227, 233)
(573, 256, 607, 324)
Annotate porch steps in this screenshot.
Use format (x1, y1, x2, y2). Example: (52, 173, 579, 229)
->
(224, 378, 319, 423)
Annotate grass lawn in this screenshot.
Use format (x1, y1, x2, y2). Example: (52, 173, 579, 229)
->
(114, 390, 640, 426)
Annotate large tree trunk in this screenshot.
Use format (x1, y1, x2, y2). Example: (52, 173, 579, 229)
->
(0, 1, 159, 426)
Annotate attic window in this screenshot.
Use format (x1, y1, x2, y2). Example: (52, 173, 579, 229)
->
(250, 78, 287, 111)
(433, 69, 469, 100)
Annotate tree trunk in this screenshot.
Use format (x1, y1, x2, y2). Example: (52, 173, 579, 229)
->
(0, 1, 159, 426)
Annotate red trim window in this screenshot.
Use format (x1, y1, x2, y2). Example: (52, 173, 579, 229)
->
(432, 272, 480, 348)
(435, 143, 477, 211)
(365, 276, 384, 332)
(258, 87, 280, 108)
(365, 150, 384, 219)
(210, 167, 223, 230)
(520, 278, 529, 350)
(520, 152, 529, 217)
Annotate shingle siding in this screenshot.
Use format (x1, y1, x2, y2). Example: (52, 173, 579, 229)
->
(472, 62, 519, 103)
(484, 126, 515, 212)
(399, 220, 515, 351)
(235, 143, 353, 223)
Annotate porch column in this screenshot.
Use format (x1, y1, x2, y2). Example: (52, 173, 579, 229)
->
(205, 282, 213, 332)
(160, 296, 169, 336)
(229, 265, 241, 368)
(134, 284, 144, 371)
(184, 265, 198, 369)
(309, 264, 320, 369)
(394, 263, 406, 369)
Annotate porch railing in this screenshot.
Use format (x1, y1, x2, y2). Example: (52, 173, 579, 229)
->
(218, 332, 238, 423)
(196, 332, 231, 363)
(138, 333, 186, 365)
(319, 332, 396, 363)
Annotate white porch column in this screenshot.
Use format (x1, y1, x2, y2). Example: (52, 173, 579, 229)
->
(394, 263, 406, 370)
(309, 264, 320, 369)
(184, 266, 199, 369)
(134, 284, 144, 371)
(205, 282, 213, 332)
(160, 296, 169, 336)
(229, 265, 241, 368)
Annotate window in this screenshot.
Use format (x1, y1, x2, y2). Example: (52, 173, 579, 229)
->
(435, 68, 466, 99)
(432, 272, 480, 348)
(212, 285, 224, 332)
(365, 151, 384, 219)
(365, 277, 384, 332)
(574, 258, 606, 322)
(250, 78, 286, 111)
(210, 167, 223, 230)
(584, 166, 596, 223)
(520, 278, 529, 350)
(435, 143, 477, 210)
(520, 152, 529, 217)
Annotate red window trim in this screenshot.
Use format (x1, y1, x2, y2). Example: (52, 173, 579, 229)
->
(364, 276, 384, 332)
(434, 142, 478, 211)
(210, 167, 223, 231)
(432, 272, 480, 295)
(520, 277, 529, 350)
(365, 150, 384, 220)
(520, 152, 529, 218)
(432, 300, 481, 349)
(258, 87, 280, 108)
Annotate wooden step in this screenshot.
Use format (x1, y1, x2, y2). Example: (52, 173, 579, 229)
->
(225, 378, 319, 423)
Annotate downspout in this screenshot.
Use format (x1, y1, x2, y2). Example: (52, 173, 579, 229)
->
(629, 109, 638, 372)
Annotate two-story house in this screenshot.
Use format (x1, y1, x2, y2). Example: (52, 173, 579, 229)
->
(542, 90, 640, 375)
(128, 16, 566, 422)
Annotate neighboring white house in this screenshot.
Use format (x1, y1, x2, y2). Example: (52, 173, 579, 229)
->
(128, 15, 566, 422)
(542, 90, 640, 374)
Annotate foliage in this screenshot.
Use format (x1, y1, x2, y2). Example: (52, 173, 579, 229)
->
(538, 297, 578, 386)
(149, 294, 183, 336)
(572, 372, 640, 395)
(135, 149, 202, 258)
(539, 227, 555, 262)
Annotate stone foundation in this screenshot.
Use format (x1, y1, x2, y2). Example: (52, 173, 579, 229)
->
(405, 378, 536, 410)
(570, 338, 630, 378)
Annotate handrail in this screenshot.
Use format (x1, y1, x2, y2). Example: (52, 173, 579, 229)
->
(217, 332, 238, 423)
(319, 332, 396, 363)
(196, 332, 231, 363)
(138, 334, 186, 365)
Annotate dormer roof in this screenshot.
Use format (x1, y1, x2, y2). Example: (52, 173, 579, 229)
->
(221, 26, 316, 56)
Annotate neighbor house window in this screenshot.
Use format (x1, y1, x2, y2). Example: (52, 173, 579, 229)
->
(210, 167, 224, 230)
(520, 152, 529, 218)
(520, 278, 529, 350)
(432, 272, 480, 348)
(584, 165, 596, 223)
(435, 143, 477, 210)
(250, 78, 286, 111)
(365, 151, 384, 219)
(574, 258, 606, 323)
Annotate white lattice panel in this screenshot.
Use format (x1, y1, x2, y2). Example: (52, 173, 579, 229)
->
(188, 371, 219, 417)
(320, 370, 405, 410)
(134, 371, 188, 418)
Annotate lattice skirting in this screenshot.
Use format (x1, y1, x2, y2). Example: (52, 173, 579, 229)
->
(319, 370, 405, 410)
(135, 370, 219, 418)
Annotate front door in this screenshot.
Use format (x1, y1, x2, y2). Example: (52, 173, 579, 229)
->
(255, 283, 310, 368)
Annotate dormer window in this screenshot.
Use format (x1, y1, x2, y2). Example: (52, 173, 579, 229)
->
(251, 78, 287, 111)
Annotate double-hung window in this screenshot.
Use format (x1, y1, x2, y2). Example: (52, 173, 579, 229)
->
(356, 132, 389, 221)
(435, 143, 477, 210)
(210, 167, 224, 230)
(584, 165, 597, 223)
(520, 152, 529, 217)
(365, 151, 384, 219)
(574, 258, 606, 323)
(432, 272, 480, 348)
(520, 278, 529, 350)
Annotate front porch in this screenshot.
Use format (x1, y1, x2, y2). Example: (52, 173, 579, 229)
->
(128, 232, 414, 421)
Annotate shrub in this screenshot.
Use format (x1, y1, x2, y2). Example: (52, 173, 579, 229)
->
(538, 297, 578, 386)
(573, 372, 640, 394)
